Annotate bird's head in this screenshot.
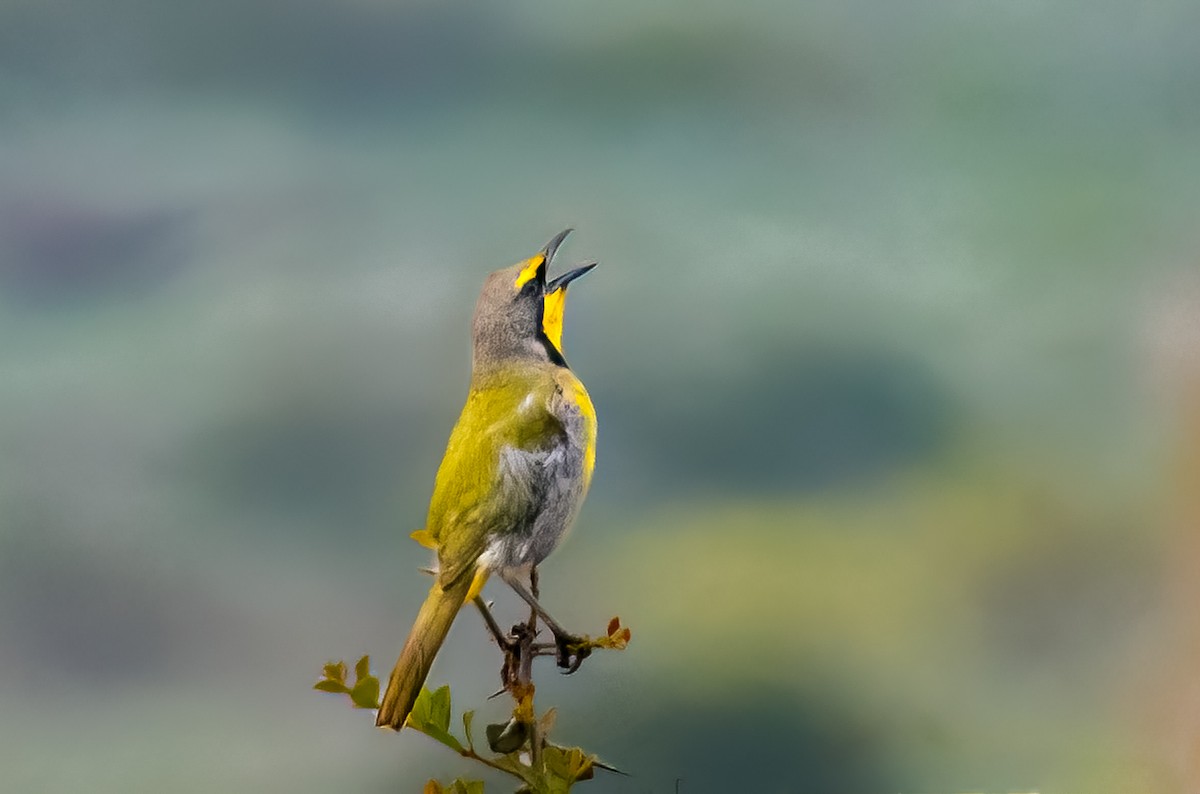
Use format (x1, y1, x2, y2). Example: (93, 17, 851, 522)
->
(472, 229, 596, 370)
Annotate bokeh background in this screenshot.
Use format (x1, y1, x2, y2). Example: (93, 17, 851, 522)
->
(4, 2, 1200, 792)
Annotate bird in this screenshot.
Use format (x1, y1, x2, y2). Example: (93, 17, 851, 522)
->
(376, 229, 598, 731)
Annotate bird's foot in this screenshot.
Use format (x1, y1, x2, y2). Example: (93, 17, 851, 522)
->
(553, 631, 592, 674)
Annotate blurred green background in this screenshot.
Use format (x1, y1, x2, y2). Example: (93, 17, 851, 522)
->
(3, 2, 1200, 792)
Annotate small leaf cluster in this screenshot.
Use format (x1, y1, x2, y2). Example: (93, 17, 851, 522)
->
(315, 616, 631, 792)
(424, 779, 484, 794)
(591, 617, 632, 651)
(313, 655, 380, 710)
(407, 686, 602, 794)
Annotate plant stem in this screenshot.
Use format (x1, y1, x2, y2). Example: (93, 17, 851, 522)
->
(526, 567, 542, 769)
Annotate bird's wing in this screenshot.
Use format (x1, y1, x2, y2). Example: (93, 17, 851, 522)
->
(430, 381, 568, 589)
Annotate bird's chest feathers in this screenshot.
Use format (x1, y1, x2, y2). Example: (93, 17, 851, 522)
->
(430, 370, 594, 570)
(495, 388, 570, 499)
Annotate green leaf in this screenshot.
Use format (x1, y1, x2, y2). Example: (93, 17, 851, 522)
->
(350, 675, 380, 709)
(421, 723, 465, 753)
(408, 687, 464, 752)
(322, 661, 347, 684)
(543, 745, 595, 786)
(426, 779, 484, 794)
(485, 719, 528, 755)
(488, 754, 540, 789)
(411, 685, 453, 732)
(354, 655, 371, 681)
(429, 685, 452, 732)
(409, 686, 434, 728)
(462, 710, 476, 752)
(313, 679, 351, 694)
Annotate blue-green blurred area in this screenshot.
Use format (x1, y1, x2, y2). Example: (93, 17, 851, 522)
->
(3, 2, 1200, 791)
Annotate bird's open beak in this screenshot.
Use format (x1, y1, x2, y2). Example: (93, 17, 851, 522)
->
(516, 228, 574, 290)
(547, 261, 597, 293)
(540, 228, 573, 272)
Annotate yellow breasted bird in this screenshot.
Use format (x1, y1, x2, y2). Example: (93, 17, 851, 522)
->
(376, 230, 598, 731)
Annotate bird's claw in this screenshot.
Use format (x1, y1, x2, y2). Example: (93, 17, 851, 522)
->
(554, 633, 592, 674)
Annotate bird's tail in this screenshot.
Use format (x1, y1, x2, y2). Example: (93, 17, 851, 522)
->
(375, 573, 472, 730)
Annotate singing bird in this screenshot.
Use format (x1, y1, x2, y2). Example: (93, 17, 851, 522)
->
(376, 230, 598, 731)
